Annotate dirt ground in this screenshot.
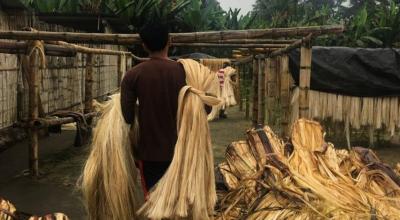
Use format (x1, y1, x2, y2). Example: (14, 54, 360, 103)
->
(0, 106, 399, 219)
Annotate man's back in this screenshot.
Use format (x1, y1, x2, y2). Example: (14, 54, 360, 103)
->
(121, 58, 186, 161)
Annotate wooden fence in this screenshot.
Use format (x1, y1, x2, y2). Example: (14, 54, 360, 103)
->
(0, 9, 130, 130)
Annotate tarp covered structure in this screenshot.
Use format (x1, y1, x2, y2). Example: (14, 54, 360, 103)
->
(289, 47, 400, 97)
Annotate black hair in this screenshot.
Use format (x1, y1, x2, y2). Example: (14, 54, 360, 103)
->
(139, 22, 170, 52)
(223, 62, 230, 68)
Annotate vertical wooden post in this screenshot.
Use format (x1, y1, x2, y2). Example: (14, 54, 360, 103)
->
(84, 54, 93, 114)
(245, 64, 250, 119)
(369, 126, 374, 148)
(27, 44, 40, 177)
(266, 57, 278, 125)
(237, 64, 243, 111)
(117, 54, 123, 87)
(257, 58, 265, 125)
(299, 39, 312, 118)
(252, 58, 258, 127)
(280, 55, 291, 136)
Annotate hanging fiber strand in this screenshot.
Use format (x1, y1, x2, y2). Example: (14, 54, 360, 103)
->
(200, 59, 231, 121)
(80, 94, 142, 220)
(207, 72, 223, 121)
(138, 59, 221, 219)
(221, 66, 238, 108)
(291, 87, 400, 134)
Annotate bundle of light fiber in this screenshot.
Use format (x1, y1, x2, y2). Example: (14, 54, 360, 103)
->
(138, 59, 221, 220)
(200, 58, 229, 120)
(221, 66, 238, 108)
(217, 119, 400, 219)
(0, 198, 16, 220)
(0, 197, 70, 220)
(207, 71, 223, 121)
(292, 88, 400, 135)
(80, 94, 142, 220)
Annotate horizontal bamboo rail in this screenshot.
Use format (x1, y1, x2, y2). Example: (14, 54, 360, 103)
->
(0, 40, 76, 57)
(199, 39, 298, 44)
(0, 25, 344, 45)
(30, 112, 98, 129)
(255, 34, 313, 59)
(269, 34, 313, 58)
(172, 43, 288, 48)
(47, 41, 131, 56)
(234, 55, 253, 65)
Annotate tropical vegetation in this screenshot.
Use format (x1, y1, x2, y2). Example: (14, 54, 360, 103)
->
(21, 0, 400, 47)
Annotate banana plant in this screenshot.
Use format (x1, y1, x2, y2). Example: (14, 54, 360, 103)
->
(179, 0, 225, 32)
(22, 0, 78, 13)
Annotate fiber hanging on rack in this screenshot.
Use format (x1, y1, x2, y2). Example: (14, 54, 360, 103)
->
(221, 66, 238, 108)
(290, 87, 400, 135)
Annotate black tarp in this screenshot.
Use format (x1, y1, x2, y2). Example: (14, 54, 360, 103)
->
(289, 47, 400, 97)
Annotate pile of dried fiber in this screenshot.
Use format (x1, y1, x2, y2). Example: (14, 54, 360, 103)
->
(217, 119, 400, 219)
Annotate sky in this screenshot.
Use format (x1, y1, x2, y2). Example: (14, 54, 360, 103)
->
(218, 0, 256, 16)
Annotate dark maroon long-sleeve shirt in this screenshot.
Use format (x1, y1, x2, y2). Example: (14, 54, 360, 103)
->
(120, 58, 186, 161)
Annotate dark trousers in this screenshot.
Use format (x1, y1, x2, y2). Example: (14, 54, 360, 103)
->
(138, 161, 171, 194)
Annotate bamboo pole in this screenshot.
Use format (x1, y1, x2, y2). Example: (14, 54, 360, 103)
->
(0, 40, 76, 57)
(84, 54, 93, 115)
(299, 39, 312, 118)
(266, 57, 278, 125)
(280, 55, 291, 137)
(252, 59, 259, 127)
(245, 64, 250, 119)
(238, 64, 243, 111)
(47, 41, 131, 56)
(172, 43, 288, 48)
(268, 33, 313, 58)
(0, 25, 344, 44)
(117, 54, 123, 86)
(27, 42, 41, 177)
(257, 58, 265, 125)
(30, 112, 98, 129)
(233, 55, 253, 65)
(201, 39, 298, 44)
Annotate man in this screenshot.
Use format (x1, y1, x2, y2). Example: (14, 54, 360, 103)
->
(217, 62, 230, 119)
(120, 22, 210, 194)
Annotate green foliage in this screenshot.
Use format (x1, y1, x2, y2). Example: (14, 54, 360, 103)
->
(20, 0, 400, 48)
(252, 0, 400, 47)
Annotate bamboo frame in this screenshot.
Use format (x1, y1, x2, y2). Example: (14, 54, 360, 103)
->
(27, 41, 41, 177)
(117, 54, 123, 86)
(200, 39, 298, 44)
(234, 55, 253, 65)
(238, 64, 243, 111)
(84, 54, 93, 114)
(266, 57, 278, 126)
(47, 41, 131, 56)
(252, 59, 259, 127)
(279, 55, 291, 136)
(0, 40, 76, 57)
(257, 58, 265, 125)
(299, 39, 312, 118)
(270, 34, 312, 58)
(0, 25, 344, 44)
(30, 112, 98, 129)
(172, 43, 288, 48)
(245, 64, 250, 119)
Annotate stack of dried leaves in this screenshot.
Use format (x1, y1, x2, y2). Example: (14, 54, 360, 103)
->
(217, 119, 400, 219)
